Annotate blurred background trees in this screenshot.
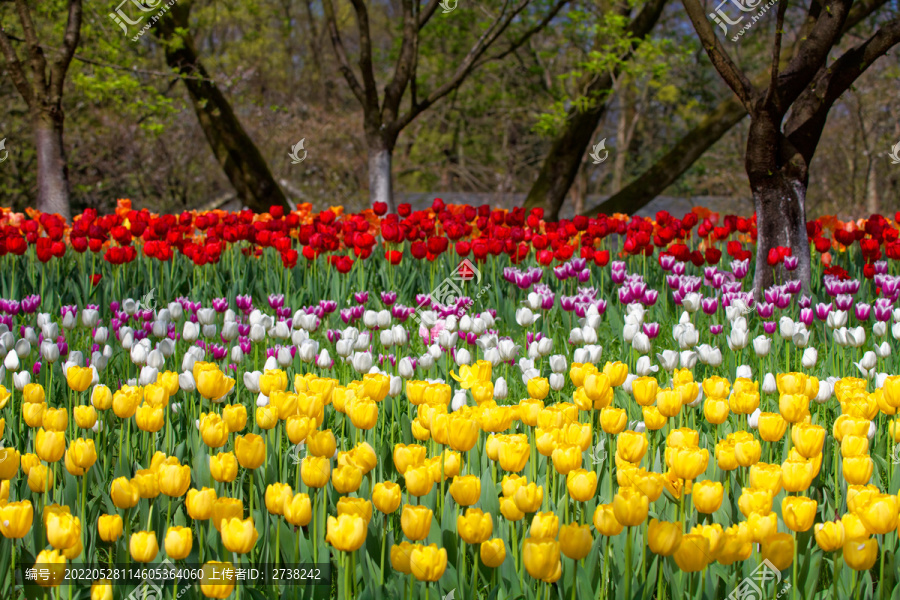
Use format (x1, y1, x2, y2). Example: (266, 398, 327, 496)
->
(1, 0, 898, 219)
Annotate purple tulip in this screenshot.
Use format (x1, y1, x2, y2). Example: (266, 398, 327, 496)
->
(731, 259, 749, 279)
(709, 324, 724, 335)
(835, 294, 853, 311)
(773, 293, 791, 310)
(703, 267, 718, 281)
(874, 300, 893, 322)
(672, 262, 686, 276)
(763, 321, 778, 334)
(814, 303, 832, 321)
(641, 290, 659, 307)
(353, 292, 369, 305)
(855, 303, 871, 321)
(659, 254, 676, 271)
(610, 269, 627, 285)
(799, 308, 813, 327)
(874, 261, 888, 275)
(784, 256, 799, 271)
(212, 298, 228, 312)
(701, 297, 719, 315)
(756, 302, 775, 318)
(785, 279, 802, 295)
(239, 337, 252, 353)
(618, 287, 634, 304)
(235, 295, 253, 313)
(643, 322, 660, 338)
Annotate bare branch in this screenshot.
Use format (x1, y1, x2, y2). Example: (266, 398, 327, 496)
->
(418, 0, 443, 29)
(763, 0, 788, 110)
(14, 0, 48, 100)
(477, 0, 570, 66)
(49, 0, 82, 99)
(681, 0, 756, 111)
(395, 0, 532, 132)
(321, 0, 368, 107)
(347, 0, 381, 113)
(0, 21, 33, 106)
(383, 0, 419, 119)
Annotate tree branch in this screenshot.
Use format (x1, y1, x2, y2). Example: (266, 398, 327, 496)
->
(418, 0, 443, 29)
(347, 0, 381, 114)
(321, 0, 368, 107)
(394, 0, 532, 132)
(14, 0, 48, 100)
(681, 0, 756, 111)
(0, 20, 33, 106)
(49, 0, 82, 99)
(763, 0, 789, 110)
(383, 0, 419, 119)
(476, 0, 570, 66)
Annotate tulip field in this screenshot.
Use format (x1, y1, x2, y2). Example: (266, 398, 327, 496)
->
(2, 200, 900, 600)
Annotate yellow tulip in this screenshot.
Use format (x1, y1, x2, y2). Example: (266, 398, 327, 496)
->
(613, 486, 649, 527)
(220, 517, 258, 554)
(211, 498, 243, 532)
(255, 405, 279, 430)
(158, 463, 191, 497)
(782, 496, 817, 532)
(814, 521, 845, 552)
(91, 385, 112, 410)
(843, 539, 878, 571)
(458, 508, 493, 544)
(0, 500, 33, 538)
(449, 475, 481, 506)
(66, 366, 94, 392)
(523, 537, 561, 581)
(34, 549, 66, 587)
(200, 561, 236, 598)
(513, 482, 544, 513)
(529, 511, 559, 538)
(301, 456, 331, 488)
(480, 538, 507, 567)
(36, 428, 66, 463)
(648, 518, 682, 556)
(400, 504, 433, 541)
(856, 493, 900, 535)
(133, 469, 160, 499)
(673, 533, 710, 572)
(110, 477, 139, 509)
(760, 532, 794, 571)
(326, 514, 368, 552)
(265, 483, 292, 516)
(692, 480, 724, 514)
(791, 423, 826, 458)
(409, 544, 448, 582)
(566, 469, 598, 502)
(599, 407, 627, 434)
(73, 405, 97, 429)
(842, 456, 873, 486)
(91, 580, 113, 600)
(97, 514, 123, 542)
(234, 433, 266, 470)
(129, 531, 159, 563)
(276, 492, 308, 527)
(559, 523, 593, 559)
(703, 398, 730, 425)
(404, 465, 434, 497)
(164, 526, 193, 560)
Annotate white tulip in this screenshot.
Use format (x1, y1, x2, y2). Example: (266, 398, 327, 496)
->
(264, 356, 279, 371)
(427, 343, 443, 360)
(178, 371, 196, 392)
(456, 348, 472, 365)
(892, 322, 900, 340)
(521, 369, 540, 385)
(634, 356, 658, 376)
(801, 348, 818, 369)
(833, 327, 848, 347)
(471, 317, 487, 336)
(276, 346, 293, 367)
(183, 321, 199, 342)
(748, 408, 761, 429)
(418, 353, 435, 370)
(243, 371, 261, 394)
(181, 352, 197, 373)
(524, 292, 542, 311)
(391, 325, 408, 346)
(351, 351, 373, 373)
(130, 343, 148, 366)
(875, 372, 889, 389)
(483, 347, 501, 366)
(682, 293, 701, 313)
(622, 373, 636, 394)
(873, 321, 887, 337)
(735, 365, 752, 379)
(848, 326, 866, 348)
(518, 358, 535, 373)
(377, 310, 392, 329)
(581, 327, 599, 345)
(230, 346, 244, 363)
(549, 355, 567, 374)
(13, 370, 30, 390)
(249, 324, 266, 343)
(527, 343, 541, 360)
(4, 350, 19, 371)
(62, 311, 77, 330)
(826, 310, 848, 329)
(42, 321, 59, 340)
(515, 307, 540, 327)
(389, 376, 402, 397)
(299, 340, 318, 362)
(147, 349, 164, 369)
(222, 322, 239, 341)
(679, 326, 699, 349)
(778, 317, 795, 340)
(752, 336, 771, 357)
(168, 302, 184, 320)
(568, 328, 585, 345)
(679, 350, 698, 369)
(197, 308, 216, 325)
(316, 349, 332, 369)
(762, 373, 777, 394)
(876, 341, 892, 359)
(494, 377, 508, 400)
(354, 332, 372, 351)
(256, 393, 270, 408)
(656, 350, 679, 372)
(398, 357, 415, 378)
(727, 328, 748, 351)
(498, 339, 520, 361)
(584, 314, 602, 330)
(336, 339, 354, 358)
(584, 345, 603, 364)
(623, 322, 640, 343)
(451, 389, 468, 412)
(537, 337, 553, 356)
(459, 315, 473, 332)
(41, 341, 60, 363)
(379, 329, 394, 347)
(573, 348, 588, 364)
(139, 366, 159, 386)
(632, 333, 651, 354)
(438, 329, 455, 349)
(549, 373, 565, 391)
(867, 420, 876, 440)
(814, 380, 832, 404)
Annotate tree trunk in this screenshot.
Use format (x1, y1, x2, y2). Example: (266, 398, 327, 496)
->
(32, 107, 71, 220)
(367, 139, 395, 212)
(586, 96, 747, 216)
(865, 158, 879, 215)
(523, 100, 608, 221)
(155, 8, 288, 212)
(747, 120, 811, 296)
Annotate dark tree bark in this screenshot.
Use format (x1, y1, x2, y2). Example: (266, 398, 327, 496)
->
(584, 0, 889, 218)
(322, 0, 569, 212)
(522, 0, 668, 220)
(0, 0, 82, 221)
(154, 1, 288, 212)
(586, 95, 746, 216)
(681, 0, 900, 295)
